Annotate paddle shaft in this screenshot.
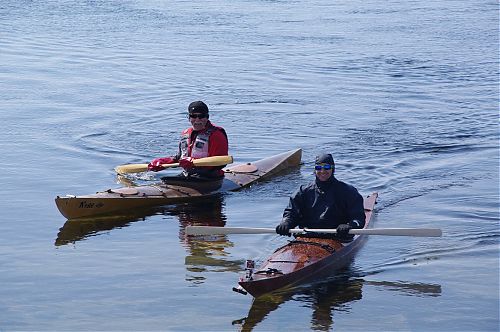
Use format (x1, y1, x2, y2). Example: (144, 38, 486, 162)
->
(185, 226, 442, 237)
(115, 155, 233, 174)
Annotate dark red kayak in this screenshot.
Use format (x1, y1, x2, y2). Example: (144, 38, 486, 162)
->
(237, 192, 378, 298)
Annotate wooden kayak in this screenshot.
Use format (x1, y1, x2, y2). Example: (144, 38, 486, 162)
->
(55, 148, 302, 220)
(236, 192, 378, 298)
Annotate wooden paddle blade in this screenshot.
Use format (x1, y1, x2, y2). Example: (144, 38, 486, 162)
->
(114, 163, 150, 174)
(114, 155, 233, 174)
(192, 155, 233, 166)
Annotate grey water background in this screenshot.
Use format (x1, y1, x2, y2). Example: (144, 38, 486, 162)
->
(1, 0, 498, 331)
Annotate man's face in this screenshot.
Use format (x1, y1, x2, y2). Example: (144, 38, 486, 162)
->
(315, 163, 333, 182)
(189, 113, 208, 131)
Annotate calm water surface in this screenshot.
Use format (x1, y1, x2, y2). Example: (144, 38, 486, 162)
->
(0, 1, 498, 331)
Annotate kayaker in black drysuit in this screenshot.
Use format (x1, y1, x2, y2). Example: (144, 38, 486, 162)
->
(275, 153, 366, 242)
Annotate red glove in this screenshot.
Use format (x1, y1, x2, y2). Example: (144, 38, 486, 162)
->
(178, 157, 194, 169)
(148, 157, 175, 172)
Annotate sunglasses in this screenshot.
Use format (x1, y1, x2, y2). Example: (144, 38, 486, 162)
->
(315, 164, 333, 171)
(189, 113, 207, 119)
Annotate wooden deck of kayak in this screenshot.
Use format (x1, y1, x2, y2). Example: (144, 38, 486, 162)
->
(237, 192, 378, 298)
(55, 148, 302, 220)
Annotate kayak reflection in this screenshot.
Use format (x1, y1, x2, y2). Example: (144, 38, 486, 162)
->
(364, 279, 441, 297)
(234, 273, 441, 332)
(233, 275, 362, 332)
(174, 196, 245, 283)
(54, 194, 228, 247)
(55, 205, 162, 246)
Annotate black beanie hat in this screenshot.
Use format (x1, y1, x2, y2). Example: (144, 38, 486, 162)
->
(188, 101, 209, 115)
(315, 153, 334, 165)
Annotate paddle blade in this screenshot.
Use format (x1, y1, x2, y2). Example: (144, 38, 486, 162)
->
(351, 228, 442, 237)
(307, 228, 442, 237)
(192, 155, 233, 167)
(114, 163, 150, 174)
(185, 226, 299, 236)
(114, 155, 233, 174)
(186, 226, 274, 236)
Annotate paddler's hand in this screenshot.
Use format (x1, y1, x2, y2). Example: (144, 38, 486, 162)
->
(179, 157, 194, 170)
(336, 224, 352, 236)
(276, 222, 292, 236)
(148, 157, 175, 172)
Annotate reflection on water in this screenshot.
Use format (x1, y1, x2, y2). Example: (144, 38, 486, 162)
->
(173, 196, 245, 283)
(234, 276, 362, 332)
(365, 280, 441, 297)
(55, 194, 229, 248)
(56, 193, 244, 284)
(2, 0, 497, 329)
(233, 273, 441, 332)
(55, 206, 159, 246)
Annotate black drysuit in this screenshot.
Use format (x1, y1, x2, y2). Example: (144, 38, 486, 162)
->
(281, 175, 366, 240)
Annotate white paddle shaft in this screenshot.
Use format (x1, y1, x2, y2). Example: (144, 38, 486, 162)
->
(185, 226, 442, 237)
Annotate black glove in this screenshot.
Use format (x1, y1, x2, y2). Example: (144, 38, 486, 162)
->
(276, 222, 292, 236)
(336, 224, 352, 236)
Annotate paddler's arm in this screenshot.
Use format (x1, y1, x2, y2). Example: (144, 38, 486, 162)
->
(205, 129, 229, 170)
(276, 186, 304, 236)
(336, 186, 366, 237)
(147, 140, 182, 172)
(346, 186, 366, 228)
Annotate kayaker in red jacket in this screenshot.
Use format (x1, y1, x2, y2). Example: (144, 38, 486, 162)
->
(148, 101, 229, 179)
(276, 153, 366, 241)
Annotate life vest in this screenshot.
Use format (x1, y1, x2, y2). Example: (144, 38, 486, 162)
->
(179, 123, 224, 159)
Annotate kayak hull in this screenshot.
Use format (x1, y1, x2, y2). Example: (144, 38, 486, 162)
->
(55, 149, 302, 219)
(238, 192, 378, 298)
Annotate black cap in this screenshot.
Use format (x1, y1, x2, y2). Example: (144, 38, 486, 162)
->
(315, 153, 334, 165)
(188, 101, 209, 115)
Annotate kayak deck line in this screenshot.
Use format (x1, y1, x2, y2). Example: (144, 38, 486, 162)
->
(162, 184, 200, 197)
(55, 148, 302, 220)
